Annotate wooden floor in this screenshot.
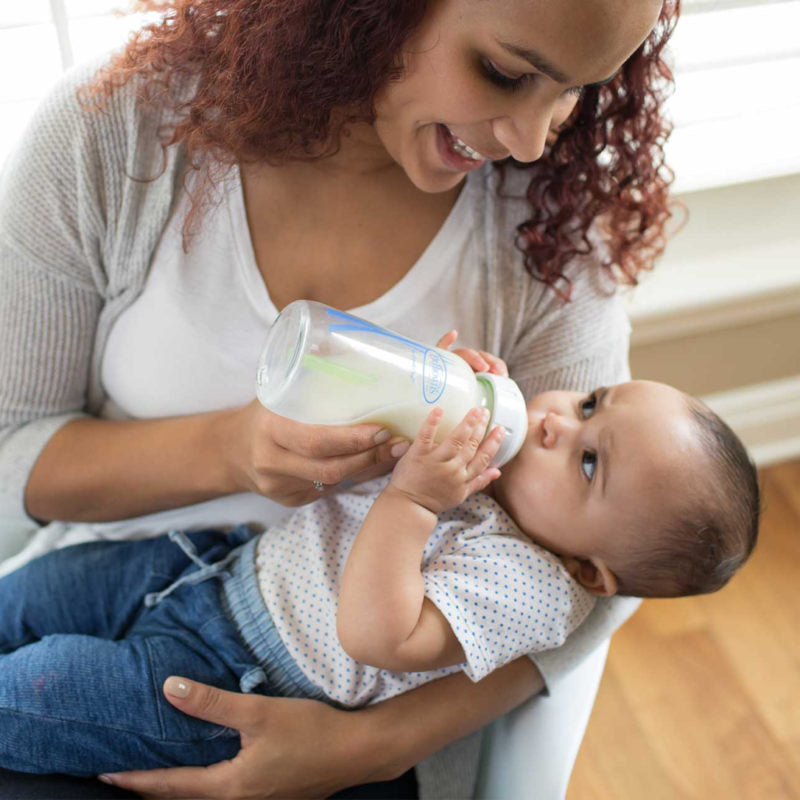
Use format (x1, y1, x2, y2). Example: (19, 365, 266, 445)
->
(567, 458, 800, 800)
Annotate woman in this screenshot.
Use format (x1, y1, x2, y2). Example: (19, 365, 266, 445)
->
(0, 0, 677, 796)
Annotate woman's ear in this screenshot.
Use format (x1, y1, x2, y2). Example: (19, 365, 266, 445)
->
(562, 555, 618, 596)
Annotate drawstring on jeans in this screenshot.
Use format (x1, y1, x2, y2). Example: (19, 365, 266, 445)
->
(144, 530, 237, 608)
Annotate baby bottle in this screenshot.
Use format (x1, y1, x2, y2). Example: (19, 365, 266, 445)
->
(256, 300, 528, 466)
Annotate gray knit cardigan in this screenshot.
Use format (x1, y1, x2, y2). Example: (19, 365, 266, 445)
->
(0, 59, 640, 797)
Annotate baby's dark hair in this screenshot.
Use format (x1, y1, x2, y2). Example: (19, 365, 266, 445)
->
(614, 397, 760, 598)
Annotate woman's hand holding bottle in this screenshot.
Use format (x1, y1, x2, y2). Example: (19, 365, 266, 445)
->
(217, 399, 404, 506)
(214, 325, 511, 510)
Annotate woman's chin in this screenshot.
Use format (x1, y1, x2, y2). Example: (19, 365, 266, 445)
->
(403, 162, 467, 194)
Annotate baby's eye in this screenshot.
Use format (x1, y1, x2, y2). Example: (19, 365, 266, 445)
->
(579, 393, 597, 419)
(581, 450, 597, 481)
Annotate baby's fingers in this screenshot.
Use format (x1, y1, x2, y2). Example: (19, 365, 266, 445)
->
(437, 408, 489, 462)
(465, 465, 502, 497)
(435, 329, 459, 350)
(466, 424, 506, 479)
(412, 407, 444, 453)
(453, 348, 491, 373)
(478, 350, 508, 377)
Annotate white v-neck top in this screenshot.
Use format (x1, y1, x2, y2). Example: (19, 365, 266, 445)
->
(97, 165, 480, 536)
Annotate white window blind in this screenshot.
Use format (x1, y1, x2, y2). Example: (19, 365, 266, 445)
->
(667, 0, 800, 192)
(0, 0, 798, 192)
(0, 1, 156, 165)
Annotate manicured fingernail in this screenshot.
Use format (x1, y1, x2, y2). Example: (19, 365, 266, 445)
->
(391, 441, 410, 458)
(98, 775, 114, 785)
(373, 429, 391, 444)
(165, 676, 191, 698)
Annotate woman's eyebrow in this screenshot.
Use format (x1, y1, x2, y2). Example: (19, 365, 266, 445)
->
(497, 40, 569, 82)
(496, 40, 616, 87)
(585, 73, 617, 88)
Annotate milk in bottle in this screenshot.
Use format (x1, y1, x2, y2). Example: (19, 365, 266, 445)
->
(256, 300, 527, 466)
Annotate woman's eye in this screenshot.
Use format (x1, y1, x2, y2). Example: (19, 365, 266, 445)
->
(579, 393, 597, 418)
(581, 451, 597, 482)
(481, 58, 529, 92)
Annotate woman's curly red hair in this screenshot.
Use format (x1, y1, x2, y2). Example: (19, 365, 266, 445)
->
(86, 0, 680, 296)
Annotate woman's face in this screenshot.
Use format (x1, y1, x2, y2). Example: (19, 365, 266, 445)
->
(372, 0, 663, 193)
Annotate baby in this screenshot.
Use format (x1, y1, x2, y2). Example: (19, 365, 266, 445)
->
(0, 375, 759, 776)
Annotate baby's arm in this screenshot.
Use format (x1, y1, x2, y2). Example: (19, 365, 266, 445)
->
(337, 407, 505, 672)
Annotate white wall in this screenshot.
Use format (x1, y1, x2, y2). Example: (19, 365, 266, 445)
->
(626, 173, 800, 466)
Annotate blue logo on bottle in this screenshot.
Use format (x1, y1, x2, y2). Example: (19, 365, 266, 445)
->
(325, 307, 448, 403)
(423, 351, 447, 403)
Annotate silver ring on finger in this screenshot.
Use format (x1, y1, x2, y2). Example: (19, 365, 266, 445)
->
(312, 480, 326, 492)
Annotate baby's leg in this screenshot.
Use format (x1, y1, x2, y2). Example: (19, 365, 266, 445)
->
(0, 531, 237, 652)
(0, 632, 241, 776)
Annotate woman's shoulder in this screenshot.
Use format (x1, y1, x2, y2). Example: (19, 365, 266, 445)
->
(471, 163, 630, 388)
(73, 55, 188, 179)
(0, 53, 187, 290)
(9, 53, 189, 197)
(474, 164, 625, 329)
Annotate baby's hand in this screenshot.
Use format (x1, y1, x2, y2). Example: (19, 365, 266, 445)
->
(389, 407, 504, 514)
(436, 330, 509, 376)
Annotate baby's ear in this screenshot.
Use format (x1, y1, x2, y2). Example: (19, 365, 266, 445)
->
(562, 556, 618, 597)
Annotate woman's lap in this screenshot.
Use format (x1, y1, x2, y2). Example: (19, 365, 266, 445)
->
(0, 530, 258, 775)
(0, 767, 420, 799)
(0, 532, 420, 794)
(0, 769, 139, 799)
(0, 529, 246, 650)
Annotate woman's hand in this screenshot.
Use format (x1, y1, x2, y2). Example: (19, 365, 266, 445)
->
(101, 678, 385, 800)
(102, 657, 544, 800)
(218, 400, 405, 506)
(212, 331, 505, 508)
(436, 330, 509, 376)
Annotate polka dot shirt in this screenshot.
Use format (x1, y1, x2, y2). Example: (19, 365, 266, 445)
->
(254, 476, 595, 708)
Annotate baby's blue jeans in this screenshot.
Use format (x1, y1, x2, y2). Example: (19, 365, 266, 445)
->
(0, 527, 319, 776)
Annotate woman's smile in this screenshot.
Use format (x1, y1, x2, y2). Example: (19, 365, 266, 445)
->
(434, 123, 491, 173)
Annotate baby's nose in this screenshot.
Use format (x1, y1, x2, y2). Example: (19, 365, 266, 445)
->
(542, 411, 576, 448)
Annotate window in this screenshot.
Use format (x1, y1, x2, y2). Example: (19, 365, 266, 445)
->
(666, 0, 800, 192)
(0, 1, 156, 165)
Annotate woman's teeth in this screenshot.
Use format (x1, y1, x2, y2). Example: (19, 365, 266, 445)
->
(446, 128, 485, 161)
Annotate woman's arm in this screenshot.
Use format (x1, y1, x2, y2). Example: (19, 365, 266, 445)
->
(24, 403, 400, 522)
(2, 65, 404, 526)
(103, 659, 543, 799)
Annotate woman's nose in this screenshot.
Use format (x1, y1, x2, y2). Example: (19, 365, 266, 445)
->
(491, 101, 554, 163)
(541, 411, 577, 448)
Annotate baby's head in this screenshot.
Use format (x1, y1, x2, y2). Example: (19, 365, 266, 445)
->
(492, 380, 760, 599)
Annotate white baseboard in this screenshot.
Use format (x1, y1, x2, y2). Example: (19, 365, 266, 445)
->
(702, 375, 800, 467)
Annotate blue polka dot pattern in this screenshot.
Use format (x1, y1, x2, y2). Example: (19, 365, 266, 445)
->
(255, 476, 595, 707)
